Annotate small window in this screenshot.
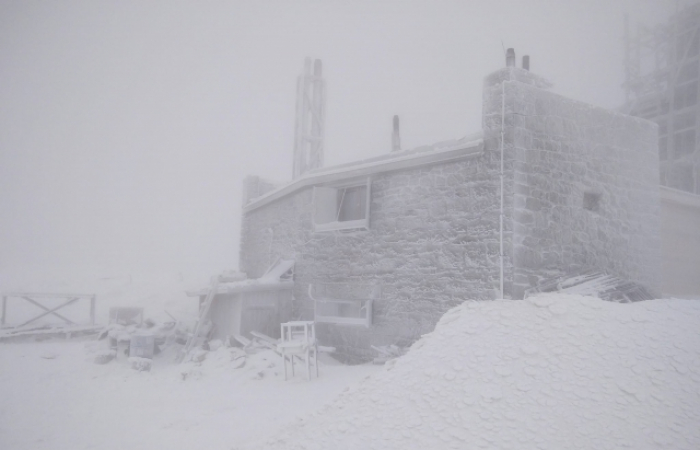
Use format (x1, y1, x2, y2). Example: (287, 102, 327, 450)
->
(309, 284, 376, 327)
(315, 298, 373, 327)
(313, 178, 370, 232)
(583, 191, 601, 212)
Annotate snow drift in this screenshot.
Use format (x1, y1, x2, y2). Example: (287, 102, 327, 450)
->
(249, 294, 700, 450)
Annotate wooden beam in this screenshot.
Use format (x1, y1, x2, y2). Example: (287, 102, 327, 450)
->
(18, 297, 78, 328)
(3, 292, 95, 299)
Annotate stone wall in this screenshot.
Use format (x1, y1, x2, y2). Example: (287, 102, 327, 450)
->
(239, 154, 502, 359)
(238, 66, 663, 359)
(498, 71, 661, 298)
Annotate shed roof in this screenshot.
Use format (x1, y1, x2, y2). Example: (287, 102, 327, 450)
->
(186, 260, 294, 297)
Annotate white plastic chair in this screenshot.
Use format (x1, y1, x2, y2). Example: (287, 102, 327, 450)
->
(278, 321, 318, 381)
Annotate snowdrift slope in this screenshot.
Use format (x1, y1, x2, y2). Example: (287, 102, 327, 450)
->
(250, 294, 700, 450)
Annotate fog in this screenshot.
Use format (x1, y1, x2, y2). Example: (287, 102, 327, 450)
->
(0, 0, 673, 281)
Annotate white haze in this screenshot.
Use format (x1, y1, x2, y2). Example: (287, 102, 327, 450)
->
(0, 0, 673, 283)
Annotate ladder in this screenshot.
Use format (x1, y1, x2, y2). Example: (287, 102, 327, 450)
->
(178, 275, 220, 363)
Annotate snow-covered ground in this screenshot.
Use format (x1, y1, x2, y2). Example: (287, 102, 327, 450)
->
(251, 294, 700, 450)
(0, 341, 380, 450)
(0, 271, 381, 450)
(1, 276, 699, 450)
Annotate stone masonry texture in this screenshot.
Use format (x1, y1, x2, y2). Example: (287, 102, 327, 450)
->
(239, 154, 503, 361)
(499, 70, 661, 298)
(238, 67, 661, 360)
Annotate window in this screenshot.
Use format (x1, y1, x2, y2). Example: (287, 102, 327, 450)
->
(313, 178, 371, 232)
(315, 298, 373, 327)
(309, 284, 376, 327)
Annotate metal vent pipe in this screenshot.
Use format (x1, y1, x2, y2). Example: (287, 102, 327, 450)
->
(506, 48, 515, 67)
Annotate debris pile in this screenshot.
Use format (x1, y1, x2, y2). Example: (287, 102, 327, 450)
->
(179, 337, 285, 381)
(85, 310, 187, 369)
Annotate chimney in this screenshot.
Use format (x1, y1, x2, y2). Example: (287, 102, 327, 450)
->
(506, 48, 516, 67)
(392, 115, 401, 152)
(522, 55, 530, 71)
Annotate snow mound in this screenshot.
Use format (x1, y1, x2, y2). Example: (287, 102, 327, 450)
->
(248, 294, 700, 450)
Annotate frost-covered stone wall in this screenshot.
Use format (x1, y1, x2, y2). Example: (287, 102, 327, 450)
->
(239, 155, 502, 359)
(494, 69, 661, 298)
(238, 66, 661, 359)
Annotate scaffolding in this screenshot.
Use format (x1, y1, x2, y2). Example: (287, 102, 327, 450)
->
(292, 58, 326, 179)
(624, 2, 700, 194)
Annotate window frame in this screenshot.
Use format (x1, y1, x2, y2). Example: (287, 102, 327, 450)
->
(309, 284, 375, 328)
(312, 177, 371, 232)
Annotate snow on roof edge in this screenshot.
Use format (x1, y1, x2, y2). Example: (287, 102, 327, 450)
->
(244, 135, 484, 213)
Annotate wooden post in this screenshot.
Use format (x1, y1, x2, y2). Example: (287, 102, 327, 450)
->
(90, 296, 96, 325)
(1, 296, 6, 326)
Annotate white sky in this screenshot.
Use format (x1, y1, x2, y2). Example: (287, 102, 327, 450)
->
(0, 0, 675, 281)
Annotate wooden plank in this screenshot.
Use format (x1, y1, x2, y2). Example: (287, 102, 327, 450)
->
(232, 334, 251, 347)
(3, 292, 95, 299)
(250, 330, 278, 345)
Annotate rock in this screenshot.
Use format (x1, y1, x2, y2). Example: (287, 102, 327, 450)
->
(93, 350, 116, 365)
(128, 356, 152, 371)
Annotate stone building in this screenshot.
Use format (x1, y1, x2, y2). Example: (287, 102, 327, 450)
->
(236, 61, 661, 359)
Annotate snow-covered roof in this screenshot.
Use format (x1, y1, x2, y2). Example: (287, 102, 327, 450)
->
(186, 260, 294, 297)
(244, 134, 483, 213)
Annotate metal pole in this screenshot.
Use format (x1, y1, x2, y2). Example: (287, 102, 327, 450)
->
(500, 81, 506, 299)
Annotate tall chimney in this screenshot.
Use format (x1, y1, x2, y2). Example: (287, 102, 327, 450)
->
(522, 55, 530, 71)
(392, 115, 401, 152)
(506, 48, 516, 67)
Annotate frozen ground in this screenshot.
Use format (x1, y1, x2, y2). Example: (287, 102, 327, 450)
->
(2, 274, 699, 450)
(250, 294, 700, 450)
(0, 341, 380, 450)
(0, 270, 381, 450)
